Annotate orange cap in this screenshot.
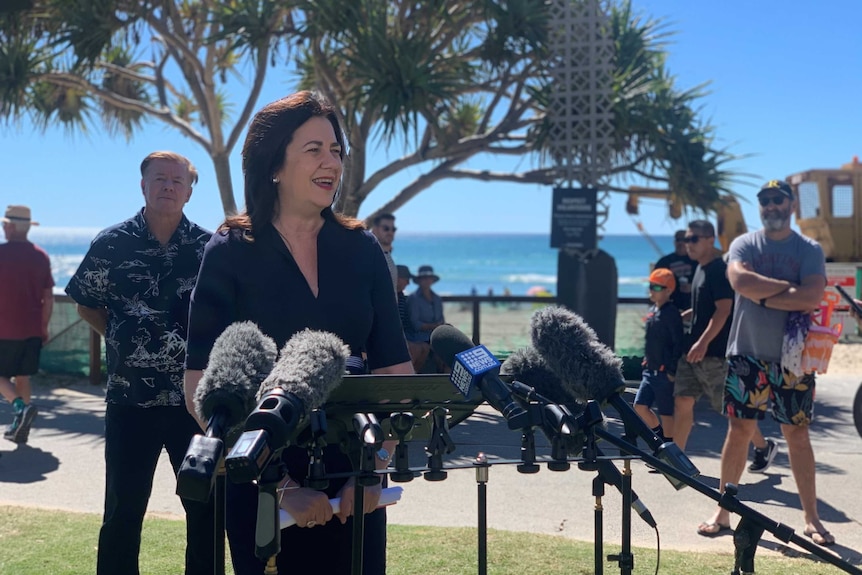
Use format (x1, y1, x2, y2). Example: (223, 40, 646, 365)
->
(648, 268, 676, 292)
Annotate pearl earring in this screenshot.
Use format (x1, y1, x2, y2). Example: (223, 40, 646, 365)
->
(271, 176, 280, 184)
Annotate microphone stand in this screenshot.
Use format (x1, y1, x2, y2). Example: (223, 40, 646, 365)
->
(214, 468, 226, 575)
(731, 507, 765, 575)
(424, 406, 455, 481)
(575, 401, 609, 575)
(474, 452, 490, 575)
(591, 416, 862, 575)
(305, 410, 329, 490)
(351, 413, 384, 575)
(606, 456, 634, 575)
(389, 412, 416, 483)
(517, 426, 540, 473)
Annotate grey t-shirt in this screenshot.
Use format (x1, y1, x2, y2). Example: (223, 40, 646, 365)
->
(725, 230, 825, 362)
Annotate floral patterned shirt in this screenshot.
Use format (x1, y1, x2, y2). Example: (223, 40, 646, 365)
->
(66, 209, 211, 407)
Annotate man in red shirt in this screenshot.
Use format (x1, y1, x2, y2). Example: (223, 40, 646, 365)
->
(0, 205, 54, 444)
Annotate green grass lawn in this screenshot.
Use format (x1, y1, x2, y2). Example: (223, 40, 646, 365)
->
(0, 506, 849, 574)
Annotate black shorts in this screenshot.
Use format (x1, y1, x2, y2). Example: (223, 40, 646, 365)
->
(0, 337, 43, 377)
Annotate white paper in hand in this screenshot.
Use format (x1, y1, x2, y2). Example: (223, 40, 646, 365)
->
(279, 486, 404, 529)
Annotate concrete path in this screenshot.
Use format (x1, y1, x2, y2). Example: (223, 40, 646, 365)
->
(1, 374, 861, 570)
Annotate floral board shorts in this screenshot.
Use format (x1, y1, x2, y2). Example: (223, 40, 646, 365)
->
(724, 355, 816, 426)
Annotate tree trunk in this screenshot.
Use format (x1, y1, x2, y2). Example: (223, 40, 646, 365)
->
(339, 140, 367, 218)
(212, 152, 238, 217)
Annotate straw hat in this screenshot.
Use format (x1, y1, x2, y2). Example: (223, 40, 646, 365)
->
(413, 265, 440, 283)
(2, 205, 39, 226)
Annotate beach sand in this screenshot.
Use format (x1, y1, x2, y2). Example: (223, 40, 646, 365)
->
(442, 302, 862, 376)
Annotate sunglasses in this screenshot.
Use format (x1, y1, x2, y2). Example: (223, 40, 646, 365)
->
(758, 195, 787, 207)
(379, 225, 397, 232)
(649, 283, 666, 292)
(682, 234, 711, 244)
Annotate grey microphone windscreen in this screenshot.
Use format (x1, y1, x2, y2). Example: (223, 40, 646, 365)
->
(530, 306, 625, 403)
(258, 328, 349, 415)
(194, 321, 278, 424)
(501, 347, 579, 408)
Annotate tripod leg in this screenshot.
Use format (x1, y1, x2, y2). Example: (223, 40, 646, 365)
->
(593, 475, 605, 575)
(733, 515, 764, 575)
(214, 472, 226, 575)
(475, 454, 489, 575)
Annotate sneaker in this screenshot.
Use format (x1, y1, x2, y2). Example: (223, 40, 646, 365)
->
(4, 404, 38, 444)
(748, 439, 778, 473)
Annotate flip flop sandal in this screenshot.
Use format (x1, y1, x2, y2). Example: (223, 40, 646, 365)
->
(697, 522, 732, 537)
(804, 528, 835, 547)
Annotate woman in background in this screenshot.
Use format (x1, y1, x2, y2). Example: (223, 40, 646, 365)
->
(405, 265, 447, 373)
(183, 91, 412, 574)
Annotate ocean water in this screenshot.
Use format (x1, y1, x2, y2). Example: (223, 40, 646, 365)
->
(30, 228, 677, 299)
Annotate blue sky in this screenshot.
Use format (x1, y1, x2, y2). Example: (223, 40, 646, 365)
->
(3, 0, 860, 236)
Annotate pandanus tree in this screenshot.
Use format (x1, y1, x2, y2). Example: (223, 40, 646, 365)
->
(0, 0, 740, 221)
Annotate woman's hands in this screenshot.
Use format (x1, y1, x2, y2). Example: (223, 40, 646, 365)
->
(278, 477, 384, 527)
(335, 478, 382, 524)
(279, 486, 334, 528)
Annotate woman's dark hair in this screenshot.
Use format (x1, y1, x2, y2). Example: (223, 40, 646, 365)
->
(221, 91, 363, 235)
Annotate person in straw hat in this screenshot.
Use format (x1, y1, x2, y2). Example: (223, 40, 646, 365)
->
(0, 205, 53, 444)
(405, 264, 448, 372)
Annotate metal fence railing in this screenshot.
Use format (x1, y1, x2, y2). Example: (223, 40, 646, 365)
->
(43, 294, 651, 385)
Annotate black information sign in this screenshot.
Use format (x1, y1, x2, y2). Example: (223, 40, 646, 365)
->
(550, 187, 597, 249)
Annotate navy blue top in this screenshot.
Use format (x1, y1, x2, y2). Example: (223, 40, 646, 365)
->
(643, 301, 684, 376)
(405, 289, 444, 343)
(186, 218, 410, 372)
(186, 216, 410, 497)
(66, 209, 211, 407)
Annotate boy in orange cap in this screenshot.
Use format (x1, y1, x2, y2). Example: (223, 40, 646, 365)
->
(634, 268, 684, 445)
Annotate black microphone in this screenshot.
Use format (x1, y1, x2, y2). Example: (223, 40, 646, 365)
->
(177, 321, 277, 501)
(225, 329, 348, 483)
(502, 346, 586, 457)
(502, 349, 656, 528)
(530, 306, 699, 488)
(430, 324, 530, 430)
(501, 346, 585, 411)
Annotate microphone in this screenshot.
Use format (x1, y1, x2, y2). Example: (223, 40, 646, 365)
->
(430, 324, 530, 430)
(501, 346, 584, 411)
(530, 306, 699, 488)
(502, 346, 587, 456)
(177, 321, 277, 502)
(225, 329, 349, 483)
(502, 349, 656, 528)
(193, 321, 279, 437)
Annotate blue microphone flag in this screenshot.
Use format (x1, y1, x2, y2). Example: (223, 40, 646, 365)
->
(450, 344, 501, 397)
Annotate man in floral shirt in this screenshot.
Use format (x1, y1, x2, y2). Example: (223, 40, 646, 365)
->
(697, 180, 831, 546)
(66, 151, 213, 574)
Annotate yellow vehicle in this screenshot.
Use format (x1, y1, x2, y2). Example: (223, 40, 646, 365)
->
(627, 157, 862, 261)
(787, 157, 862, 262)
(628, 159, 862, 339)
